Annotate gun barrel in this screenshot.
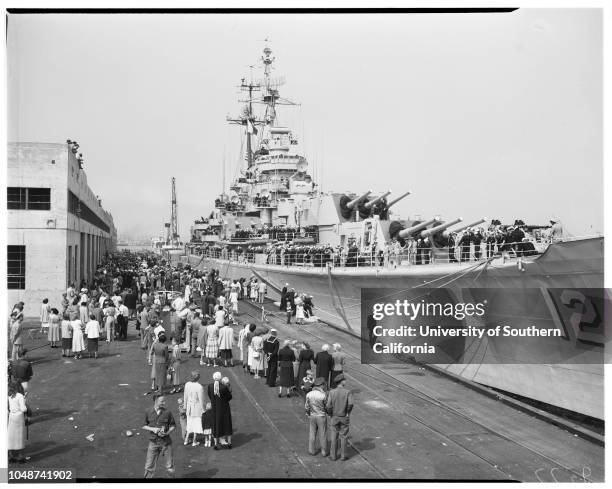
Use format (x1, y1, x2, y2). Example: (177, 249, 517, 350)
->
(387, 190, 412, 208)
(420, 218, 463, 238)
(398, 218, 439, 238)
(364, 190, 392, 209)
(346, 190, 372, 209)
(443, 217, 487, 237)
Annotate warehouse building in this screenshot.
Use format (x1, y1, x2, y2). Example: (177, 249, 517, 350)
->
(7, 141, 116, 316)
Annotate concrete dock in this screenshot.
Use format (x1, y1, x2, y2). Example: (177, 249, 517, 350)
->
(9, 299, 604, 481)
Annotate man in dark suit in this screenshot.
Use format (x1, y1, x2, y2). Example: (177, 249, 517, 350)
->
(264, 329, 280, 387)
(314, 344, 334, 387)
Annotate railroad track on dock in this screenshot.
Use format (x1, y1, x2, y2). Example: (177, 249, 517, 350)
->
(238, 301, 596, 482)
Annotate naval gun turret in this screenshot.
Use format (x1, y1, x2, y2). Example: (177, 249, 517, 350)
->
(359, 190, 391, 219)
(339, 190, 372, 219)
(398, 218, 440, 239)
(364, 190, 392, 209)
(420, 218, 463, 239)
(387, 190, 412, 208)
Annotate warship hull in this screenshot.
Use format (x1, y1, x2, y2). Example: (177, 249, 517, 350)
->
(182, 236, 606, 419)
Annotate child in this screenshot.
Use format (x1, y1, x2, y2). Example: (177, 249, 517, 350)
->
(302, 369, 314, 393)
(221, 376, 232, 393)
(169, 337, 182, 394)
(286, 303, 292, 325)
(201, 402, 213, 447)
(177, 398, 187, 441)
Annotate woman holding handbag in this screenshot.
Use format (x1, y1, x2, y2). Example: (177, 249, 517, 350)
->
(250, 333, 265, 379)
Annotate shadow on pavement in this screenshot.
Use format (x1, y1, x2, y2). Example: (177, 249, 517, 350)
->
(230, 432, 263, 448)
(30, 407, 74, 425)
(25, 440, 76, 462)
(351, 437, 376, 452)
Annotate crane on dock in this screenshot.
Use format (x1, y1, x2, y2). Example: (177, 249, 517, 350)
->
(169, 177, 180, 247)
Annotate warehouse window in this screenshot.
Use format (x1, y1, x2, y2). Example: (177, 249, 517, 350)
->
(7, 245, 25, 289)
(7, 187, 51, 210)
(7, 187, 26, 209)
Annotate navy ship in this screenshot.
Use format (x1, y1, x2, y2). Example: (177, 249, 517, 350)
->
(183, 46, 606, 420)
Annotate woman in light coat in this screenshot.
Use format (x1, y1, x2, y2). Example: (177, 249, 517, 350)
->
(183, 371, 205, 446)
(71, 318, 85, 359)
(8, 382, 28, 463)
(250, 333, 266, 379)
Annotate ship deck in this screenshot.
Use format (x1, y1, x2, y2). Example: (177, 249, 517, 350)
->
(12, 299, 604, 481)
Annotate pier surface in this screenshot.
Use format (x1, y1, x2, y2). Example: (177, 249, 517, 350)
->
(10, 300, 604, 481)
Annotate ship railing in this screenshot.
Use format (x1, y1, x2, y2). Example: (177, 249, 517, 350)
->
(228, 230, 319, 241)
(189, 237, 599, 268)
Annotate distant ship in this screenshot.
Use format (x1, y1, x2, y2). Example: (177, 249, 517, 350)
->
(183, 46, 606, 420)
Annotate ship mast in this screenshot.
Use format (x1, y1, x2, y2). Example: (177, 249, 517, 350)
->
(227, 68, 262, 168)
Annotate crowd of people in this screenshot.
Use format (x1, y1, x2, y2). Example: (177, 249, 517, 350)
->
(7, 250, 353, 475)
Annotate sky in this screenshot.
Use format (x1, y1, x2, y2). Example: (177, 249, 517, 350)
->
(6, 9, 603, 240)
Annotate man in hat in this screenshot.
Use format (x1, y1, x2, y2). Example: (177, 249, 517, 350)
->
(326, 374, 354, 461)
(264, 329, 280, 387)
(458, 229, 472, 262)
(473, 228, 483, 260)
(143, 394, 176, 478)
(305, 377, 328, 457)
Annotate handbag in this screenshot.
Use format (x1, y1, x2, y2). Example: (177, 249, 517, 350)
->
(253, 351, 260, 359)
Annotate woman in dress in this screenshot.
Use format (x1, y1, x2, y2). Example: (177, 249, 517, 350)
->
(60, 312, 73, 358)
(40, 298, 51, 334)
(8, 382, 28, 463)
(250, 332, 265, 379)
(250, 279, 258, 301)
(152, 333, 169, 393)
(238, 323, 251, 373)
(245, 323, 257, 374)
(297, 341, 315, 390)
(183, 371, 205, 446)
(204, 320, 220, 367)
(207, 371, 233, 449)
(295, 301, 305, 325)
(141, 312, 153, 351)
(71, 318, 85, 360)
(277, 339, 296, 398)
(169, 337, 182, 394)
(47, 308, 61, 348)
(197, 317, 209, 365)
